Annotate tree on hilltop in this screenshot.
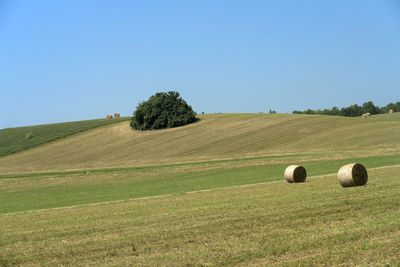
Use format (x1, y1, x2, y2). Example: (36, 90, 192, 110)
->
(130, 91, 197, 130)
(361, 101, 380, 115)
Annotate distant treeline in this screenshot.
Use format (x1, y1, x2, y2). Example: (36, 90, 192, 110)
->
(293, 101, 400, 117)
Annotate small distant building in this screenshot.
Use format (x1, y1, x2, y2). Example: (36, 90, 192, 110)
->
(114, 113, 120, 118)
(106, 114, 113, 119)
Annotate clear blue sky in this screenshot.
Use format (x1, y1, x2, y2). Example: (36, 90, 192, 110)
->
(1, 0, 399, 129)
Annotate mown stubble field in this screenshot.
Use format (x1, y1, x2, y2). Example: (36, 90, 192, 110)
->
(1, 164, 399, 266)
(1, 113, 400, 266)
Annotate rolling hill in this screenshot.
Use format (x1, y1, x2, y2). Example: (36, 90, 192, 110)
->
(1, 113, 400, 265)
(0, 117, 130, 158)
(0, 113, 399, 174)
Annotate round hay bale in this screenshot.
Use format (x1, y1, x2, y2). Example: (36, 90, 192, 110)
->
(338, 163, 368, 187)
(284, 165, 307, 183)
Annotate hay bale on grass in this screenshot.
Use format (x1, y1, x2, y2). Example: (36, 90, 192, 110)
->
(389, 109, 393, 114)
(114, 113, 120, 118)
(106, 114, 113, 119)
(338, 163, 368, 187)
(284, 165, 307, 183)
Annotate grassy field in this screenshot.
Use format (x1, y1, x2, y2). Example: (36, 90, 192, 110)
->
(1, 153, 400, 215)
(0, 117, 130, 158)
(0, 113, 400, 174)
(1, 113, 399, 265)
(0, 162, 399, 266)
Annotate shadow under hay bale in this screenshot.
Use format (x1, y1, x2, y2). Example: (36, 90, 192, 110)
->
(338, 163, 368, 187)
(284, 165, 307, 183)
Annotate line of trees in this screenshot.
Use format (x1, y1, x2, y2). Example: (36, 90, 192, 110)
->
(292, 101, 400, 117)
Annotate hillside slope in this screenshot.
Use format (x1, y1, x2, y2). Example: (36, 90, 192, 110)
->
(0, 113, 399, 174)
(0, 117, 130, 157)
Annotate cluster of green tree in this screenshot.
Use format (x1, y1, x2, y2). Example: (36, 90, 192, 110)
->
(130, 91, 197, 130)
(292, 101, 400, 117)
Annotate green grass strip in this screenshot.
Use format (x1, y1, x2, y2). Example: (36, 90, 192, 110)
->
(1, 153, 399, 214)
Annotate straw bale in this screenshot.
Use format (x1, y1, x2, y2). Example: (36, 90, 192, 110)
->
(284, 165, 307, 183)
(337, 163, 368, 187)
(106, 114, 113, 119)
(114, 113, 120, 118)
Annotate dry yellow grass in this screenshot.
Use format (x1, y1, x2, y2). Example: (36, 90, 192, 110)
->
(0, 113, 400, 174)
